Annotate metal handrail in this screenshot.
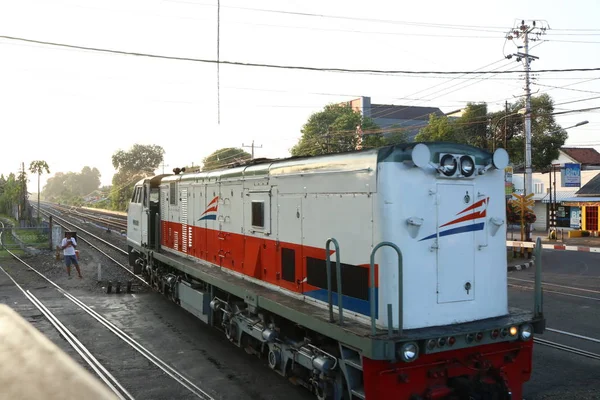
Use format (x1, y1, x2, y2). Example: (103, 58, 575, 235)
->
(534, 237, 543, 317)
(155, 213, 161, 251)
(370, 242, 403, 336)
(325, 238, 343, 325)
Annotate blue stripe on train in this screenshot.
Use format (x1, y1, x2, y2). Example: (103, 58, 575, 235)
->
(304, 288, 378, 318)
(419, 222, 485, 241)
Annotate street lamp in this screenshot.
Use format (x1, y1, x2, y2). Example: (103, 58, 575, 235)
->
(570, 120, 589, 129)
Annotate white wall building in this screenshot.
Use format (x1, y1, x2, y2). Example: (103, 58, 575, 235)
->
(511, 147, 600, 232)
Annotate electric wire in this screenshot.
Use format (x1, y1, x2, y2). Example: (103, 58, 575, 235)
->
(1, 35, 599, 76)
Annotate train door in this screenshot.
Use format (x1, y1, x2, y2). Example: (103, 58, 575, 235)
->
(160, 185, 169, 247)
(141, 183, 150, 247)
(219, 183, 244, 273)
(243, 188, 275, 282)
(204, 183, 221, 265)
(191, 183, 205, 259)
(144, 183, 161, 250)
(127, 186, 143, 247)
(436, 183, 476, 303)
(277, 194, 303, 293)
(171, 181, 182, 251)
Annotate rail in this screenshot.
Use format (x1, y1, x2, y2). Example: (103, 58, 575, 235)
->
(369, 242, 403, 337)
(325, 238, 343, 325)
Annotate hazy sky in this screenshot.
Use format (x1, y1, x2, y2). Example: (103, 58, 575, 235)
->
(1, 0, 599, 193)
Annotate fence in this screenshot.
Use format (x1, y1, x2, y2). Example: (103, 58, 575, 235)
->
(0, 226, 54, 252)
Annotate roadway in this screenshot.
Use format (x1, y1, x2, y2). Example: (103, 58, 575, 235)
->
(509, 249, 600, 399)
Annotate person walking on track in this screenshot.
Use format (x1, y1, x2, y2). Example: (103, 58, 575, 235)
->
(61, 232, 82, 279)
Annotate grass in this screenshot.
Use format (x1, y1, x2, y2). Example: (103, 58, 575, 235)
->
(0, 215, 49, 251)
(14, 229, 49, 248)
(0, 248, 26, 259)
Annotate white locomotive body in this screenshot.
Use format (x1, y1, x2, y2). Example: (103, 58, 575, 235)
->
(127, 143, 543, 400)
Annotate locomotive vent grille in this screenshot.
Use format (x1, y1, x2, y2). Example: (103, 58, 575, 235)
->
(181, 188, 188, 253)
(161, 189, 168, 218)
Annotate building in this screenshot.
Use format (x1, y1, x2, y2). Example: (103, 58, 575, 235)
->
(559, 172, 600, 232)
(343, 96, 445, 141)
(512, 147, 600, 231)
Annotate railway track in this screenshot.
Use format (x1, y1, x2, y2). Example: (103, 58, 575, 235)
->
(23, 204, 600, 394)
(0, 221, 214, 400)
(35, 208, 146, 291)
(534, 337, 600, 361)
(508, 276, 600, 302)
(507, 277, 600, 362)
(39, 202, 127, 233)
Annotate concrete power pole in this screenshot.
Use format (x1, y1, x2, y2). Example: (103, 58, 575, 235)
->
(506, 20, 548, 196)
(523, 30, 533, 196)
(242, 140, 263, 160)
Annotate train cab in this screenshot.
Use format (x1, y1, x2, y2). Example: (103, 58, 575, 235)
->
(127, 175, 169, 272)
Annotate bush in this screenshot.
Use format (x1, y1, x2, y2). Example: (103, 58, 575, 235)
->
(582, 230, 590, 237)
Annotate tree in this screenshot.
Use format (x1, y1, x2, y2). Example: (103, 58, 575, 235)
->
(42, 167, 102, 205)
(17, 164, 28, 223)
(110, 144, 165, 211)
(459, 102, 488, 149)
(503, 94, 567, 171)
(43, 172, 69, 202)
(202, 148, 251, 171)
(112, 144, 165, 175)
(383, 125, 410, 146)
(0, 173, 19, 217)
(29, 160, 50, 225)
(414, 113, 463, 143)
(79, 166, 102, 197)
(291, 104, 383, 157)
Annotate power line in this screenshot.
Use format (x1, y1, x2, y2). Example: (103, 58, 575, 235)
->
(552, 106, 600, 115)
(551, 28, 600, 32)
(543, 39, 600, 44)
(219, 19, 500, 39)
(534, 81, 600, 95)
(555, 95, 600, 106)
(165, 1, 509, 33)
(365, 61, 519, 123)
(2, 35, 600, 76)
(547, 33, 600, 36)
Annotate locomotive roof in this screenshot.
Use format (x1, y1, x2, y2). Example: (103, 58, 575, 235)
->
(158, 142, 494, 183)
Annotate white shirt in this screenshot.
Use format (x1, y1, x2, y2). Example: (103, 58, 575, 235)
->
(61, 238, 77, 256)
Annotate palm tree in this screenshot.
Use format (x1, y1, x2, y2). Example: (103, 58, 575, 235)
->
(29, 160, 50, 225)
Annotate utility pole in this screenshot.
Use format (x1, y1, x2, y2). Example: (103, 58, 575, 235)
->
(505, 19, 548, 197)
(242, 140, 263, 160)
(20, 162, 26, 224)
(160, 161, 170, 174)
(524, 29, 532, 197)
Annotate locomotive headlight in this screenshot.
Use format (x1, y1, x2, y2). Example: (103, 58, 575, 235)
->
(459, 155, 475, 177)
(519, 324, 533, 341)
(509, 326, 518, 336)
(439, 154, 458, 176)
(399, 342, 419, 362)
